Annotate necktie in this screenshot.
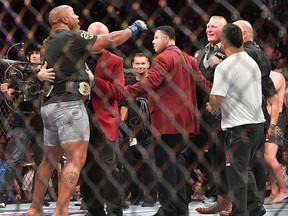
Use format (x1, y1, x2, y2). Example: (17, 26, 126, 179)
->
(206, 46, 215, 59)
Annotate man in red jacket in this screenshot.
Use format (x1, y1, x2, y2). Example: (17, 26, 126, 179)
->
(81, 22, 125, 216)
(125, 25, 212, 216)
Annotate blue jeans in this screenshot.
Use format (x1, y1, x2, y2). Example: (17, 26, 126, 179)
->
(1, 127, 43, 195)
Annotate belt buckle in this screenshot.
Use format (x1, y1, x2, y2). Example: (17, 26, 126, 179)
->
(78, 82, 91, 96)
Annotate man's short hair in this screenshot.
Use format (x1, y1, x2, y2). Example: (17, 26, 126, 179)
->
(221, 24, 243, 48)
(156, 25, 175, 40)
(25, 41, 41, 56)
(133, 52, 149, 61)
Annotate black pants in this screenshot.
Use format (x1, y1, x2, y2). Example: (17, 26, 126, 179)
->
(251, 134, 266, 203)
(1, 127, 43, 196)
(80, 122, 122, 216)
(154, 134, 191, 216)
(123, 138, 157, 202)
(195, 112, 229, 197)
(225, 123, 264, 215)
(209, 129, 229, 196)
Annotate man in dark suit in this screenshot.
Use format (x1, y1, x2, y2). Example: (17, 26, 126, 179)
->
(233, 20, 279, 207)
(195, 15, 232, 214)
(124, 25, 212, 216)
(80, 22, 125, 216)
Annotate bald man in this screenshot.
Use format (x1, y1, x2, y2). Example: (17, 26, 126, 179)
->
(195, 16, 231, 214)
(233, 20, 281, 208)
(80, 21, 126, 216)
(27, 5, 147, 216)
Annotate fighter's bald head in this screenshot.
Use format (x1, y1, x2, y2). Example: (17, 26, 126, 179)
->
(48, 5, 71, 26)
(233, 20, 254, 41)
(88, 22, 109, 35)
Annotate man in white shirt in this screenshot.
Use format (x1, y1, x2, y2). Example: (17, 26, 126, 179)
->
(206, 24, 266, 216)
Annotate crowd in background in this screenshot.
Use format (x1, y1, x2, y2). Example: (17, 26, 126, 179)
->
(0, 1, 288, 215)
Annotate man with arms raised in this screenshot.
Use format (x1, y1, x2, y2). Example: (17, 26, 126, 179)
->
(27, 5, 147, 216)
(125, 25, 212, 216)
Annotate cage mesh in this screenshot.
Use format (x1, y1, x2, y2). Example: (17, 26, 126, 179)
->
(1, 0, 288, 214)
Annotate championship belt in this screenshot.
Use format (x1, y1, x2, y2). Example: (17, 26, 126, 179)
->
(78, 81, 91, 96)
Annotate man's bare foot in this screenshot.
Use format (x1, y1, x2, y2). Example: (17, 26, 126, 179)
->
(266, 194, 276, 202)
(52, 207, 69, 216)
(270, 192, 288, 204)
(26, 207, 45, 216)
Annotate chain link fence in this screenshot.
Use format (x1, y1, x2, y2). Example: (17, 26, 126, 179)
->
(1, 0, 288, 214)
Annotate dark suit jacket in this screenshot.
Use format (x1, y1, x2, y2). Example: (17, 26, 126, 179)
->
(125, 45, 212, 137)
(90, 49, 124, 141)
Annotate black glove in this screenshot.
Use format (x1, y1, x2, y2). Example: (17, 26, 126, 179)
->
(128, 20, 148, 36)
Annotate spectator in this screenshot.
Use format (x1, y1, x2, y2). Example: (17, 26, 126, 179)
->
(0, 141, 27, 207)
(188, 166, 208, 202)
(119, 52, 157, 207)
(0, 143, 7, 194)
(191, 181, 205, 201)
(277, 25, 288, 67)
(263, 32, 282, 70)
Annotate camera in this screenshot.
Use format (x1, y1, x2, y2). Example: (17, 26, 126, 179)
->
(9, 62, 43, 101)
(1, 42, 43, 102)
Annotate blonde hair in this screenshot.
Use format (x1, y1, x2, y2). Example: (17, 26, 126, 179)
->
(209, 16, 227, 26)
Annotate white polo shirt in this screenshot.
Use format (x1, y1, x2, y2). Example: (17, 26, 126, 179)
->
(211, 51, 265, 130)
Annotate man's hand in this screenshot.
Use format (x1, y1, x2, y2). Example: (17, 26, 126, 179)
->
(209, 56, 222, 68)
(0, 83, 8, 93)
(2, 83, 20, 100)
(6, 88, 16, 101)
(38, 61, 55, 82)
(206, 102, 221, 120)
(128, 20, 148, 36)
(267, 127, 276, 143)
(85, 63, 95, 85)
(206, 102, 214, 114)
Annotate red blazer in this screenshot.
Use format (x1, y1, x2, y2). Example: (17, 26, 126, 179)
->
(125, 45, 212, 137)
(91, 50, 124, 141)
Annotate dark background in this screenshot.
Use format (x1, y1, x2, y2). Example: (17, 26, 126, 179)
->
(0, 0, 287, 68)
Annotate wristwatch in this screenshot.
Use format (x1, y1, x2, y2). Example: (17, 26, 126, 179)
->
(269, 124, 276, 129)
